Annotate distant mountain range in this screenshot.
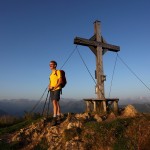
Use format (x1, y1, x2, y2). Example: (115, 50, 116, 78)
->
(0, 109, 7, 116)
(0, 99, 85, 116)
(0, 98, 149, 116)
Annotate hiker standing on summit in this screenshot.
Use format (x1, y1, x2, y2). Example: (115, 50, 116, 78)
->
(49, 60, 62, 126)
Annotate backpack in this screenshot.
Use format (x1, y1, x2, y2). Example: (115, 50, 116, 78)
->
(55, 70, 67, 88)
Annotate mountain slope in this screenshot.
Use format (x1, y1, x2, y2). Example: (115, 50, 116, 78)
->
(0, 105, 150, 150)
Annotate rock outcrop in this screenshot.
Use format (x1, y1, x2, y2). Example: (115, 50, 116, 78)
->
(9, 105, 149, 150)
(122, 105, 139, 117)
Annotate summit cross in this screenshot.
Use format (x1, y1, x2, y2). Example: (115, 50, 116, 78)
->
(74, 20, 120, 100)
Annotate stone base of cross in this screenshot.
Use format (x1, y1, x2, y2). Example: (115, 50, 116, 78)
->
(74, 20, 120, 113)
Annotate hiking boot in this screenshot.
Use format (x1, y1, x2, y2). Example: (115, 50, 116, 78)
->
(43, 118, 47, 127)
(51, 117, 57, 126)
(57, 116, 61, 124)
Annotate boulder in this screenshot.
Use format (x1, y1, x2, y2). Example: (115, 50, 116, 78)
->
(94, 114, 102, 122)
(75, 112, 90, 120)
(67, 120, 82, 129)
(122, 105, 138, 117)
(107, 112, 116, 119)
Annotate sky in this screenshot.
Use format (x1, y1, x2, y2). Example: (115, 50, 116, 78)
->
(0, 0, 150, 101)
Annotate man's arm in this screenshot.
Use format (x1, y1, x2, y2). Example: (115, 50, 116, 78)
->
(53, 77, 62, 90)
(49, 84, 53, 90)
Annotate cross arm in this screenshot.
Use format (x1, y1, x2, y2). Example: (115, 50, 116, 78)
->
(74, 37, 120, 52)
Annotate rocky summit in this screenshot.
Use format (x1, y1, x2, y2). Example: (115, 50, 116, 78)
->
(1, 105, 150, 150)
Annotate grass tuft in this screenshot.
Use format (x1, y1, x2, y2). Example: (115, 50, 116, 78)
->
(63, 127, 82, 141)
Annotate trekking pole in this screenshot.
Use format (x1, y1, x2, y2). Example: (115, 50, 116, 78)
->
(30, 86, 48, 114)
(42, 90, 50, 116)
(47, 93, 51, 118)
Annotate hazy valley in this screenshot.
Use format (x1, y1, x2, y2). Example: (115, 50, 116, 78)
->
(0, 98, 149, 116)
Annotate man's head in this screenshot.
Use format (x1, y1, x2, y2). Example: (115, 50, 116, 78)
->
(49, 60, 57, 70)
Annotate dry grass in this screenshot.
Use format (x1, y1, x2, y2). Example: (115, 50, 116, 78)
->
(0, 115, 20, 128)
(125, 115, 150, 150)
(83, 114, 150, 150)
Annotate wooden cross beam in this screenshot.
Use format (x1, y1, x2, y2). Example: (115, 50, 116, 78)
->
(74, 37, 120, 53)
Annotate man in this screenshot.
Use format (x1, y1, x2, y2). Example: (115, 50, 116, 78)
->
(49, 60, 62, 126)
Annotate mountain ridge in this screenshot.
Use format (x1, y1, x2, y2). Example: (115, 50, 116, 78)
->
(0, 99, 150, 116)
